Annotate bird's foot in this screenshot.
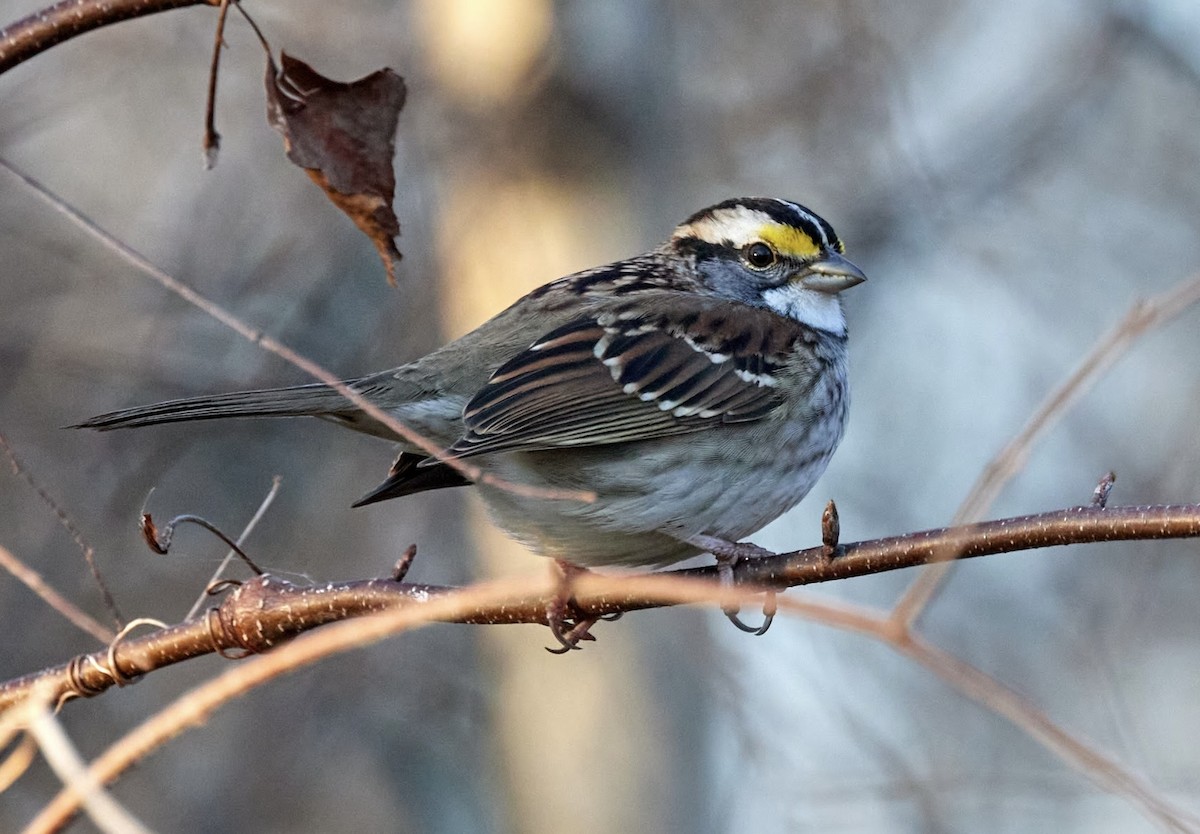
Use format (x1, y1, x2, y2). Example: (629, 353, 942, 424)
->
(544, 560, 619, 654)
(685, 534, 777, 636)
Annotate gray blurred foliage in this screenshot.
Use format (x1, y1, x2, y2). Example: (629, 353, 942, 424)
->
(2, 0, 1200, 832)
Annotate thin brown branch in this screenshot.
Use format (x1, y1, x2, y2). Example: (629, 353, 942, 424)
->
(902, 637, 1200, 833)
(21, 576, 555, 834)
(0, 546, 114, 645)
(0, 432, 122, 629)
(230, 1, 269, 52)
(23, 560, 1200, 834)
(891, 272, 1200, 627)
(201, 0, 231, 168)
(0, 0, 217, 75)
(3, 502, 1198, 712)
(0, 158, 594, 506)
(184, 476, 280, 620)
(140, 512, 264, 574)
(807, 604, 1200, 833)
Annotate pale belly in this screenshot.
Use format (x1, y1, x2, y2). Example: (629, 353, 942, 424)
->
(474, 409, 845, 567)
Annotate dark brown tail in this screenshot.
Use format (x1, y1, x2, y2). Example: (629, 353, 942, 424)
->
(73, 384, 354, 430)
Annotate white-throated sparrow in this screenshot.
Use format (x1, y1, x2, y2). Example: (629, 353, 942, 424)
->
(79, 198, 865, 633)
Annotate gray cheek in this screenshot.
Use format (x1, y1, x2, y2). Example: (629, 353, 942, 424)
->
(696, 260, 773, 305)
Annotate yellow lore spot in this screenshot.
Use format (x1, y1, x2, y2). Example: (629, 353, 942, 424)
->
(757, 224, 820, 260)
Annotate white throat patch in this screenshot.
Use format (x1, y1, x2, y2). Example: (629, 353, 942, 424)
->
(761, 284, 847, 335)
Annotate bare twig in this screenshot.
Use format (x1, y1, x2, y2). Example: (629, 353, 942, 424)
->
(890, 272, 1200, 627)
(906, 639, 1200, 834)
(0, 546, 114, 645)
(0, 432, 122, 629)
(140, 512, 264, 575)
(19, 690, 155, 834)
(230, 0, 269, 53)
(0, 544, 117, 647)
(185, 476, 280, 620)
(4, 502, 1199, 712)
(0, 158, 594, 506)
(803, 600, 1200, 834)
(0, 723, 38, 793)
(21, 576, 555, 834)
(23, 561, 1200, 834)
(201, 0, 232, 168)
(0, 0, 218, 74)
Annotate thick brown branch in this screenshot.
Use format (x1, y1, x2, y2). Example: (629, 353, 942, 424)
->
(0, 0, 217, 74)
(2, 502, 1198, 712)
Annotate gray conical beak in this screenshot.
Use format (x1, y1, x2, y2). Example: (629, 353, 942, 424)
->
(799, 252, 868, 294)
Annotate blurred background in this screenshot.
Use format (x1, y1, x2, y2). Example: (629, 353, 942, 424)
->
(3, 0, 1200, 831)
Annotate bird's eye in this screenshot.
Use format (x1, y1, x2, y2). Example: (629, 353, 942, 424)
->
(744, 242, 776, 269)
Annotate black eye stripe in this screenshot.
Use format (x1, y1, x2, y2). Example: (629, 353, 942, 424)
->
(672, 237, 725, 262)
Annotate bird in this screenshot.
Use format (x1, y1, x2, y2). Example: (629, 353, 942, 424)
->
(78, 197, 866, 644)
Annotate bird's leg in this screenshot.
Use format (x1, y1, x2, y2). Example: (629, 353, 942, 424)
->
(685, 534, 777, 562)
(683, 534, 777, 636)
(544, 559, 608, 654)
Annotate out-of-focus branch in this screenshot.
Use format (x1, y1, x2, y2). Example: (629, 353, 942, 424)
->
(890, 272, 1200, 627)
(21, 550, 1200, 834)
(0, 0, 217, 75)
(814, 601, 1200, 834)
(3, 502, 1199, 712)
(183, 475, 280, 620)
(0, 545, 114, 645)
(1, 432, 122, 634)
(18, 691, 155, 834)
(0, 158, 593, 505)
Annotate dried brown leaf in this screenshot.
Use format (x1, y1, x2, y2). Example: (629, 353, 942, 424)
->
(266, 52, 407, 284)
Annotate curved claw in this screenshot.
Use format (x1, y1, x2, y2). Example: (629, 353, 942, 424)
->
(545, 601, 583, 653)
(545, 616, 600, 653)
(544, 559, 616, 653)
(723, 606, 774, 636)
(711, 545, 777, 637)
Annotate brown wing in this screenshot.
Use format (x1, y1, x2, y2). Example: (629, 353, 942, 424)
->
(445, 301, 803, 458)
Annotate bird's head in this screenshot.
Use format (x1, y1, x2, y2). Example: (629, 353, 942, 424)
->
(670, 197, 866, 333)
